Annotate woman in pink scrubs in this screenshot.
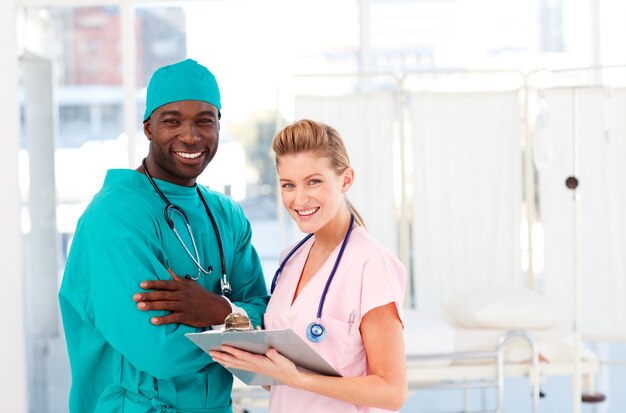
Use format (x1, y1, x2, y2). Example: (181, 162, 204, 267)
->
(210, 119, 407, 412)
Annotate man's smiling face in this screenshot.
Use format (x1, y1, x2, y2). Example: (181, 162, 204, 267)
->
(143, 100, 220, 186)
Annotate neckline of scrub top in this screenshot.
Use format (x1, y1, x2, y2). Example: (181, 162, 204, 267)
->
(286, 226, 366, 309)
(105, 168, 202, 198)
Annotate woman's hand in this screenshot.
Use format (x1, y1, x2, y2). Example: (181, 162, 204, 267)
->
(209, 345, 304, 388)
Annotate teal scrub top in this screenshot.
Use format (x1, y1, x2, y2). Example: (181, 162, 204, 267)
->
(59, 170, 270, 413)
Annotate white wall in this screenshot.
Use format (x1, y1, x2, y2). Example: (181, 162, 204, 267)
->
(0, 1, 28, 411)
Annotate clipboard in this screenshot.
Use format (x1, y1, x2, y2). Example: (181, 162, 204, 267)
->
(186, 328, 340, 385)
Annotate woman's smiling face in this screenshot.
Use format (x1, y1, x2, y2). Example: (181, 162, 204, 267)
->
(277, 150, 351, 234)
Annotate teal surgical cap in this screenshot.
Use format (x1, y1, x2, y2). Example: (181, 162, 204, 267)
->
(143, 58, 221, 121)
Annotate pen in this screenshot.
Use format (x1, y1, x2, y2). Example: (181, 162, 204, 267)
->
(348, 310, 355, 334)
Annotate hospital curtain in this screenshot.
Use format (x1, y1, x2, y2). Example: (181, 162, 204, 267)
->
(294, 93, 398, 254)
(537, 87, 626, 340)
(409, 91, 523, 315)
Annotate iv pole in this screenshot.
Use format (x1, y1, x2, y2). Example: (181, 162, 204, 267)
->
(565, 88, 582, 413)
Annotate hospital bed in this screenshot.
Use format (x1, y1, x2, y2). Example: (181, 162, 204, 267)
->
(403, 309, 604, 413)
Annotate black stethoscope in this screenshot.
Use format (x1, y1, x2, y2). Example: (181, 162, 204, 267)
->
(142, 158, 231, 295)
(270, 214, 355, 343)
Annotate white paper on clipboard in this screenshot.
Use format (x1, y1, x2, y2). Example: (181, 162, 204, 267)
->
(185, 328, 340, 385)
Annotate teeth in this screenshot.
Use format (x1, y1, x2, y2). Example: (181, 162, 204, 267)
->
(176, 152, 202, 159)
(298, 208, 318, 216)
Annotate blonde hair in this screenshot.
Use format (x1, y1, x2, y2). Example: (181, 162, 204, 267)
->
(272, 119, 365, 227)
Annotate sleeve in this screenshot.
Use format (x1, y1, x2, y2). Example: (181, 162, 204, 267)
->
(63, 204, 213, 380)
(223, 202, 270, 329)
(360, 248, 407, 324)
(210, 297, 248, 330)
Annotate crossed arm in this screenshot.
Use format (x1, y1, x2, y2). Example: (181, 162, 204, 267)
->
(133, 268, 232, 327)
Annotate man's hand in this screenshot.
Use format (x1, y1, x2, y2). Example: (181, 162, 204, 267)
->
(133, 268, 232, 327)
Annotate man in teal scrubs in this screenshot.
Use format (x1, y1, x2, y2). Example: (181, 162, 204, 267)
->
(59, 59, 269, 412)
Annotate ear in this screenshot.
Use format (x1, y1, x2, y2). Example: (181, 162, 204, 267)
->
(341, 167, 355, 192)
(143, 120, 153, 140)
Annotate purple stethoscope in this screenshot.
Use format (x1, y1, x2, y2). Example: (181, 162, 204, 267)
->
(270, 215, 355, 343)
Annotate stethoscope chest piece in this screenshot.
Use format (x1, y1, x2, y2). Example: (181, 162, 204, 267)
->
(306, 321, 326, 343)
(220, 277, 232, 295)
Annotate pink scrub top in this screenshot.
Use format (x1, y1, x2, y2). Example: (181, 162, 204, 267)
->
(264, 226, 406, 413)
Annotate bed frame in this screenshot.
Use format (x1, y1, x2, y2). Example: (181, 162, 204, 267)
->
(406, 330, 603, 413)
